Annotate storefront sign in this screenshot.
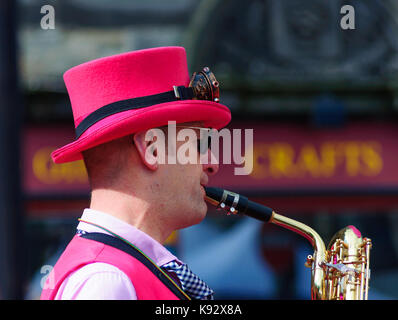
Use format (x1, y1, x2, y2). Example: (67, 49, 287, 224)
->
(24, 126, 89, 196)
(210, 121, 398, 193)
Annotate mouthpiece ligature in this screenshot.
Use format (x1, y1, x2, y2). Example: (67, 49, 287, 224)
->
(217, 189, 240, 215)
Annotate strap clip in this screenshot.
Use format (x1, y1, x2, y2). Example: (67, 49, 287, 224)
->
(173, 86, 193, 100)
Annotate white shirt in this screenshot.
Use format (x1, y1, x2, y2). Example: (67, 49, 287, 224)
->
(54, 209, 181, 300)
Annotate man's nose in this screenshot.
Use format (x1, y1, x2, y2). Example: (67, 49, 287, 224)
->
(202, 150, 219, 176)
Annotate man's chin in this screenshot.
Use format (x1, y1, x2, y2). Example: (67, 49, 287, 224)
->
(178, 204, 207, 229)
(197, 202, 208, 223)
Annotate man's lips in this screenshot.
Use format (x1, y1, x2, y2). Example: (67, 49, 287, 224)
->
(200, 174, 209, 187)
(200, 174, 209, 197)
(200, 184, 206, 195)
(200, 182, 208, 196)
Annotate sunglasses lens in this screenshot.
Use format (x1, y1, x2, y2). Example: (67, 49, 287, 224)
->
(197, 136, 211, 154)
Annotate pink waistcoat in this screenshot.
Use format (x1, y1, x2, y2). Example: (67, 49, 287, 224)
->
(40, 235, 182, 300)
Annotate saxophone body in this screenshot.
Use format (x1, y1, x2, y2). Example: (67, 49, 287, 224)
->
(204, 187, 372, 300)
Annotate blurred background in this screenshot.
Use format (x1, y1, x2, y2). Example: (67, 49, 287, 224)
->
(1, 0, 398, 299)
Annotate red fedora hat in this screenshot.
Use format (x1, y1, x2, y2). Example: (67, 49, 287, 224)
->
(51, 46, 231, 163)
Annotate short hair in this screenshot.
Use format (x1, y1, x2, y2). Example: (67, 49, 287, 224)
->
(82, 134, 133, 189)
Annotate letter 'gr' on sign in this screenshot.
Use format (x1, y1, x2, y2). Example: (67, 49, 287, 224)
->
(340, 5, 355, 30)
(40, 5, 55, 30)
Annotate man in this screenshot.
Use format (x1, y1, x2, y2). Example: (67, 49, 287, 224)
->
(40, 46, 231, 300)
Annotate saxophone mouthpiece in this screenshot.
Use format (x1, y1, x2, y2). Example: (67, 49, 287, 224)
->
(204, 186, 274, 222)
(204, 186, 224, 205)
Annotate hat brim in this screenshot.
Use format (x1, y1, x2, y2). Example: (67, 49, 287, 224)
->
(51, 100, 231, 163)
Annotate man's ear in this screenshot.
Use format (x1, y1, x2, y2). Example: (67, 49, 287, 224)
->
(133, 129, 165, 171)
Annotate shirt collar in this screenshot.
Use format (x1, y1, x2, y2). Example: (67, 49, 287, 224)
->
(77, 208, 182, 266)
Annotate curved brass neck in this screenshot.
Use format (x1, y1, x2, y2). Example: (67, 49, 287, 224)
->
(270, 212, 327, 300)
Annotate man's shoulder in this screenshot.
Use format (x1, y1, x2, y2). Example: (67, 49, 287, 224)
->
(72, 261, 129, 276)
(55, 262, 137, 299)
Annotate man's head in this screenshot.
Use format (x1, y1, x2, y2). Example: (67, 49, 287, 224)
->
(53, 47, 231, 241)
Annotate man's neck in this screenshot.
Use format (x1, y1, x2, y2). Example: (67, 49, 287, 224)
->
(89, 188, 171, 244)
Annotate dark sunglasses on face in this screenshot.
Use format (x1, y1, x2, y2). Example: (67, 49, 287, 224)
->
(197, 136, 212, 154)
(176, 125, 214, 155)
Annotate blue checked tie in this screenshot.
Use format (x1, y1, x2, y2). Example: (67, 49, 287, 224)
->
(162, 261, 214, 300)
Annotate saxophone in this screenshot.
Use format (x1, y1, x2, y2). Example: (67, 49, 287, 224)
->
(204, 187, 372, 300)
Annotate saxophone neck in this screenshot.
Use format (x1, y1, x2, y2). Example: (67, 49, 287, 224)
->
(270, 212, 327, 300)
(270, 212, 326, 253)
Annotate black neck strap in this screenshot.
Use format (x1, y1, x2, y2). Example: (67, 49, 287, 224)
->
(79, 232, 191, 300)
(75, 86, 194, 139)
